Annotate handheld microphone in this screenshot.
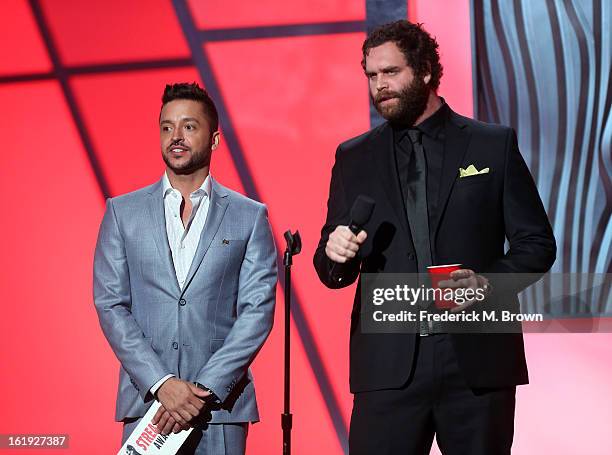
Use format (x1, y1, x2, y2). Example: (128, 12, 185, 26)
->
(348, 195, 375, 234)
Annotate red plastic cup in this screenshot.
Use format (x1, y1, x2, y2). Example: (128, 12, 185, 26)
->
(427, 264, 462, 309)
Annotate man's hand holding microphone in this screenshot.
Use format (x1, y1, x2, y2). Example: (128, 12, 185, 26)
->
(325, 196, 375, 267)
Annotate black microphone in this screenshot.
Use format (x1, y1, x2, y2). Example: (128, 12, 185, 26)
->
(348, 195, 375, 234)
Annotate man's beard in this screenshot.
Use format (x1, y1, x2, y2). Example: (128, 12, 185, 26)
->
(372, 77, 430, 126)
(162, 145, 211, 175)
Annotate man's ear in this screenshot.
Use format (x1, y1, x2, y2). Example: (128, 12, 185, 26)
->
(211, 131, 220, 150)
(423, 61, 432, 85)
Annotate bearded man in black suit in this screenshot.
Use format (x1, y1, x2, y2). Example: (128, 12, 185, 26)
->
(314, 20, 556, 455)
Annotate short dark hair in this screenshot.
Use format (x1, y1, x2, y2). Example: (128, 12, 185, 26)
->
(161, 82, 219, 132)
(361, 20, 443, 91)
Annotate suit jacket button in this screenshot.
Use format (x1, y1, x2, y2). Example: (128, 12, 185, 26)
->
(408, 253, 415, 260)
(172, 342, 179, 349)
(179, 299, 186, 306)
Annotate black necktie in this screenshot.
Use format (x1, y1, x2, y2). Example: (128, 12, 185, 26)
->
(404, 129, 432, 273)
(403, 130, 441, 335)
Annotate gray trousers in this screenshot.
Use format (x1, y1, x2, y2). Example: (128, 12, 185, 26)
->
(121, 419, 248, 455)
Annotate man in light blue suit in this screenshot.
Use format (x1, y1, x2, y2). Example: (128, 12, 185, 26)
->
(94, 82, 277, 454)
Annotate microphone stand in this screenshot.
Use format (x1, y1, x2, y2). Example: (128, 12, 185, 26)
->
(282, 230, 301, 455)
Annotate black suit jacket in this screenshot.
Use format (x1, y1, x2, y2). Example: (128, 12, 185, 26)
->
(314, 107, 556, 392)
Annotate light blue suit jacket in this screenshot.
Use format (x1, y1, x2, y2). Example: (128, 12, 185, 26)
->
(93, 178, 277, 423)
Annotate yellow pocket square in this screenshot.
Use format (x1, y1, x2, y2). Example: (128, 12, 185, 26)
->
(459, 165, 490, 178)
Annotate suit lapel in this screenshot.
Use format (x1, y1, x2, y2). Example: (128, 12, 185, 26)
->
(180, 181, 229, 295)
(146, 180, 181, 293)
(433, 112, 471, 238)
(371, 123, 411, 240)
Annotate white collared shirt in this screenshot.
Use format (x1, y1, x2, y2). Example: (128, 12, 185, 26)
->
(162, 172, 212, 290)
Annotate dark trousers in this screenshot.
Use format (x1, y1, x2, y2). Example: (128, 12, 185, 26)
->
(349, 334, 516, 455)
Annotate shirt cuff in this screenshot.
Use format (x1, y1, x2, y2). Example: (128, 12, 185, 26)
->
(149, 374, 174, 397)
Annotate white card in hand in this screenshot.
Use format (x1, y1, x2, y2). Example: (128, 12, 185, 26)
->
(117, 401, 193, 455)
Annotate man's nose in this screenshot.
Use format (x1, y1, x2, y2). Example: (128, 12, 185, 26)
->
(376, 75, 388, 91)
(171, 129, 184, 142)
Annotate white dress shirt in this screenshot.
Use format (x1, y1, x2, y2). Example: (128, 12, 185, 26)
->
(162, 172, 212, 290)
(150, 172, 212, 396)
